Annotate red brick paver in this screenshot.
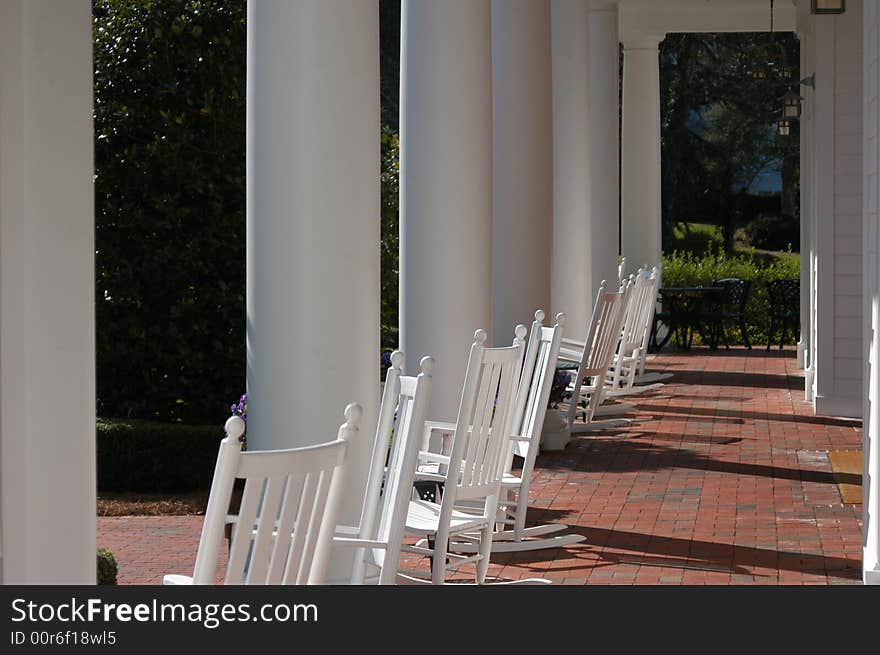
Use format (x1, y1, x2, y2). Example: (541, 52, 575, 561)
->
(98, 347, 863, 585)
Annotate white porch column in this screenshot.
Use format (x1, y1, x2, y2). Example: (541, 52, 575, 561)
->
(492, 0, 553, 345)
(0, 0, 95, 583)
(247, 0, 380, 531)
(400, 0, 492, 420)
(862, 0, 880, 585)
(621, 35, 664, 273)
(551, 0, 593, 335)
(589, 2, 621, 291)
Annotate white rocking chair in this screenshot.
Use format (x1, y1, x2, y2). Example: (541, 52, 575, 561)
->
(605, 265, 670, 396)
(163, 404, 361, 585)
(635, 260, 673, 384)
(448, 311, 587, 553)
(558, 280, 632, 433)
(402, 329, 524, 584)
(332, 352, 434, 585)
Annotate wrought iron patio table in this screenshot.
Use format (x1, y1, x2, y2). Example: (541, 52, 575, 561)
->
(655, 286, 725, 350)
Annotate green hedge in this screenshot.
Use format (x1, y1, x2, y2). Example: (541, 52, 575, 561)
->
(97, 548, 118, 585)
(661, 247, 801, 346)
(738, 214, 799, 252)
(97, 419, 222, 492)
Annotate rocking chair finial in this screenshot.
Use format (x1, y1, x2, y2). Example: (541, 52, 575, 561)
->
(419, 355, 435, 376)
(343, 402, 363, 429)
(224, 415, 246, 442)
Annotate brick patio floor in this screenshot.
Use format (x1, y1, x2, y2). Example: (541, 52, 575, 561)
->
(98, 346, 864, 585)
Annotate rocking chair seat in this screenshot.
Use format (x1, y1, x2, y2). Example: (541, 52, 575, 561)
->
(501, 472, 522, 488)
(163, 574, 195, 585)
(405, 499, 491, 535)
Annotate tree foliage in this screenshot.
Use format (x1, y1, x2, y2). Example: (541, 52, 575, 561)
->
(95, 0, 401, 422)
(660, 32, 800, 251)
(94, 0, 247, 422)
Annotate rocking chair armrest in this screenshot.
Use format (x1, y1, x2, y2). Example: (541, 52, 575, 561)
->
(413, 472, 446, 483)
(334, 524, 361, 538)
(418, 450, 451, 465)
(558, 347, 584, 363)
(332, 536, 388, 550)
(423, 420, 456, 434)
(561, 337, 586, 349)
(509, 434, 530, 442)
(422, 420, 457, 455)
(225, 514, 361, 540)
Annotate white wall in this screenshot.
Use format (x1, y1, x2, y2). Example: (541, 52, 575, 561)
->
(812, 1, 865, 418)
(0, 0, 95, 583)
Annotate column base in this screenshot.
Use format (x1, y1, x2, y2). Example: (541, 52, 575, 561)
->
(864, 566, 880, 585)
(813, 394, 862, 419)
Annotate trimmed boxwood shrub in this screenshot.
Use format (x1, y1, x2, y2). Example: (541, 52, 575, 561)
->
(97, 419, 222, 492)
(97, 548, 118, 585)
(740, 214, 799, 252)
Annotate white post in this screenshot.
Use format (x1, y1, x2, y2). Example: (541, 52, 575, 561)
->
(246, 0, 380, 534)
(0, 0, 95, 583)
(863, 0, 880, 585)
(798, 3, 814, 372)
(492, 0, 553, 346)
(806, 15, 819, 400)
(551, 0, 593, 335)
(589, 2, 621, 292)
(621, 35, 664, 274)
(400, 0, 492, 420)
(812, 16, 835, 411)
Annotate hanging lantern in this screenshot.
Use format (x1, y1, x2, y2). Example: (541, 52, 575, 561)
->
(811, 0, 845, 14)
(753, 65, 768, 80)
(781, 64, 794, 79)
(777, 119, 791, 136)
(783, 91, 801, 119)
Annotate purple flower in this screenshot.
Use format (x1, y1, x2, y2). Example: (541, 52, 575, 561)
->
(229, 393, 248, 444)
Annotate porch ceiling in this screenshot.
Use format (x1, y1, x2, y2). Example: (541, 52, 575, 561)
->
(620, 0, 797, 41)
